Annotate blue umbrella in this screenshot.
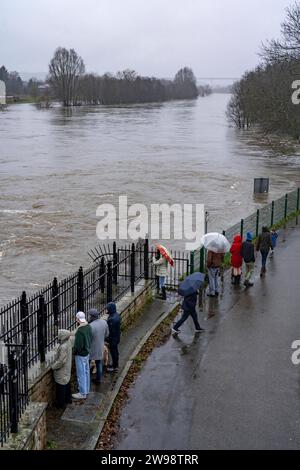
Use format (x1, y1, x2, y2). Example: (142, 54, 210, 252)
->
(178, 272, 205, 297)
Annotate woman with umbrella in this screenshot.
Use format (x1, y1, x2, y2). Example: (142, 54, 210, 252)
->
(153, 244, 174, 300)
(172, 272, 205, 335)
(201, 233, 230, 298)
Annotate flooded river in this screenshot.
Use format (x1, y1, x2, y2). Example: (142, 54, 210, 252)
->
(0, 94, 300, 304)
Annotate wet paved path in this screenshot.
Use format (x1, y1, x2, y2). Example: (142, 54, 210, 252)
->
(115, 225, 300, 450)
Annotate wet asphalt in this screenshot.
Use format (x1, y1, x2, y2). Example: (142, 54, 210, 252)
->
(115, 225, 300, 450)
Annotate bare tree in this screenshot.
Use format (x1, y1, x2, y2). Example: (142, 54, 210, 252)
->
(49, 47, 85, 106)
(261, 2, 300, 63)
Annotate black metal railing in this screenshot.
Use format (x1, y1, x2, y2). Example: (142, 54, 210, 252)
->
(0, 344, 28, 447)
(0, 237, 192, 445)
(191, 187, 300, 272)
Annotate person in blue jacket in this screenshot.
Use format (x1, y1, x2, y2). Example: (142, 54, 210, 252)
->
(270, 229, 279, 256)
(106, 302, 121, 372)
(172, 292, 204, 335)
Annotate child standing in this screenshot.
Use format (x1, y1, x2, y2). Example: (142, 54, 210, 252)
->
(270, 229, 278, 256)
(241, 232, 256, 287)
(230, 235, 243, 285)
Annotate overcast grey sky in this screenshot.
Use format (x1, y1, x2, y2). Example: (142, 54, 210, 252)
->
(0, 0, 293, 79)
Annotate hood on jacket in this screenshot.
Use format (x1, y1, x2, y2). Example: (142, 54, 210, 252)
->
(233, 235, 242, 244)
(88, 308, 99, 322)
(107, 302, 117, 315)
(58, 329, 71, 343)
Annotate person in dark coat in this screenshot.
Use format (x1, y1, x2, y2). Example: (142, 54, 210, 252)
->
(88, 308, 109, 385)
(172, 292, 204, 335)
(106, 302, 121, 372)
(256, 226, 273, 277)
(241, 232, 256, 287)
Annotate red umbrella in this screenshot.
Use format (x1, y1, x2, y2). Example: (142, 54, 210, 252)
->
(156, 244, 174, 267)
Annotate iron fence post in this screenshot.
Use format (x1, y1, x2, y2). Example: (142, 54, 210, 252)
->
(20, 291, 28, 347)
(52, 278, 59, 328)
(240, 219, 244, 238)
(256, 209, 260, 237)
(8, 349, 18, 434)
(100, 257, 105, 294)
(0, 363, 4, 395)
(131, 243, 136, 294)
(107, 261, 113, 303)
(284, 194, 288, 219)
(144, 239, 149, 280)
(38, 295, 46, 363)
(77, 267, 84, 312)
(113, 242, 118, 285)
(200, 247, 205, 273)
(271, 201, 275, 227)
(190, 251, 195, 274)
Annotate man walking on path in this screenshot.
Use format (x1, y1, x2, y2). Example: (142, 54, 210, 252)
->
(241, 232, 256, 287)
(206, 250, 224, 297)
(106, 302, 121, 372)
(256, 226, 273, 277)
(172, 292, 204, 335)
(72, 311, 93, 400)
(88, 308, 109, 385)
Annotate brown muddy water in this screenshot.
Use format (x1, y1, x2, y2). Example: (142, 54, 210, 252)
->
(0, 94, 300, 304)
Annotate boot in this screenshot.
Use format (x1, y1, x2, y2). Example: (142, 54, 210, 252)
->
(161, 286, 167, 300)
(236, 275, 241, 285)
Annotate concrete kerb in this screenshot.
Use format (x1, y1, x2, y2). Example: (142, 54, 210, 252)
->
(85, 300, 180, 450)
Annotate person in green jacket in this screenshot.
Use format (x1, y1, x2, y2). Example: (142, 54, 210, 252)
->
(72, 311, 93, 400)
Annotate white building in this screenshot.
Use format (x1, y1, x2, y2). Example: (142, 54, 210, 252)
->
(0, 80, 6, 105)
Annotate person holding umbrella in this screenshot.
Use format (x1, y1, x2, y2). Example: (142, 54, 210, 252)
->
(172, 273, 205, 335)
(153, 244, 174, 300)
(201, 233, 230, 298)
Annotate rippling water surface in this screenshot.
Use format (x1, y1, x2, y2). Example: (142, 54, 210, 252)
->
(0, 94, 300, 304)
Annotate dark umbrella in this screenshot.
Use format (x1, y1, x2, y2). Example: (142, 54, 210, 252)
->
(178, 272, 205, 297)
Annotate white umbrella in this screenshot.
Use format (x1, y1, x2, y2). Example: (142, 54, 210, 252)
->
(201, 233, 231, 254)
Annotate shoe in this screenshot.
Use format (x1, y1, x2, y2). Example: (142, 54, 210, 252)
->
(195, 328, 205, 333)
(215, 292, 219, 297)
(248, 282, 254, 287)
(72, 393, 86, 400)
(207, 293, 215, 298)
(172, 328, 180, 335)
(107, 367, 118, 373)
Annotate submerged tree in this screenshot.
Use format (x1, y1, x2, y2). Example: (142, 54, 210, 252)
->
(227, 2, 300, 140)
(49, 47, 85, 106)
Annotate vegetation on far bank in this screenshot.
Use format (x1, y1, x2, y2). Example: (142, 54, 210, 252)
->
(1, 50, 212, 108)
(227, 2, 300, 141)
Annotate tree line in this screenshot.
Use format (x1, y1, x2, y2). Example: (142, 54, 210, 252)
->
(0, 49, 211, 107)
(48, 47, 200, 106)
(227, 2, 300, 140)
